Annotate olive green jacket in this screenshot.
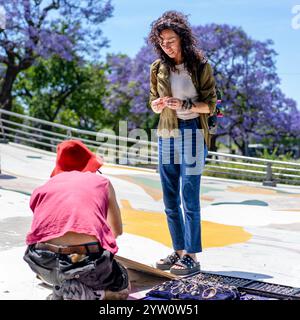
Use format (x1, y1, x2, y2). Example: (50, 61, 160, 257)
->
(149, 59, 217, 149)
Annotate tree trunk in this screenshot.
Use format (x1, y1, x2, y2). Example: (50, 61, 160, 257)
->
(243, 143, 249, 157)
(0, 64, 19, 111)
(210, 135, 217, 152)
(232, 136, 245, 156)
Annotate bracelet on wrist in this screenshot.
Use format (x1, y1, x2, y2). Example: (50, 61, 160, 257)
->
(187, 98, 193, 110)
(181, 99, 196, 111)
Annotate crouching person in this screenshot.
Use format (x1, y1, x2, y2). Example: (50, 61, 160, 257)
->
(23, 140, 130, 300)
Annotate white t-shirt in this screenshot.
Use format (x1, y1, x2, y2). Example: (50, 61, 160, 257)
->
(170, 63, 199, 120)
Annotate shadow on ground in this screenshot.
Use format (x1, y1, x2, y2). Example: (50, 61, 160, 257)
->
(0, 174, 17, 180)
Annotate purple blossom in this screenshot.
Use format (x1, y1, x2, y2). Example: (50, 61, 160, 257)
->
(0, 0, 113, 62)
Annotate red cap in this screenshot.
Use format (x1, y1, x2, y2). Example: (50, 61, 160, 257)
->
(50, 140, 103, 177)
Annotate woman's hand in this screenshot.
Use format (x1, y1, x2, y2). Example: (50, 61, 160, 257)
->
(166, 97, 182, 110)
(151, 97, 170, 113)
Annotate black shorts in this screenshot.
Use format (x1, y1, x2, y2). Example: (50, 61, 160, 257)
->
(23, 245, 128, 292)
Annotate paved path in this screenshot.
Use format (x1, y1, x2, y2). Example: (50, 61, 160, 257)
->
(0, 142, 300, 299)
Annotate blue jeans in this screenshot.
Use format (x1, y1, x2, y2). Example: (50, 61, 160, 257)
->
(158, 117, 207, 254)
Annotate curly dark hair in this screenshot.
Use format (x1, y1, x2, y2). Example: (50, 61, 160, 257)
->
(148, 11, 206, 75)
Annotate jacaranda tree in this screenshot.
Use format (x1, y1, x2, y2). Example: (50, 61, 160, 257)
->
(0, 0, 113, 111)
(193, 24, 300, 155)
(104, 49, 159, 132)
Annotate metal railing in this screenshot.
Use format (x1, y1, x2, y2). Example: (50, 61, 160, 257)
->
(1, 108, 300, 186)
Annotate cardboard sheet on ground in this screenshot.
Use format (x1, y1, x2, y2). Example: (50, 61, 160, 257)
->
(115, 255, 177, 280)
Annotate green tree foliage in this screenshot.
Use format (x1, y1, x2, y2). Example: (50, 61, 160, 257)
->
(14, 55, 114, 131)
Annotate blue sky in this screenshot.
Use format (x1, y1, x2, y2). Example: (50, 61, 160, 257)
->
(100, 0, 300, 108)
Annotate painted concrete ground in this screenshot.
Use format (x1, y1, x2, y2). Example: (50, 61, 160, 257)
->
(0, 142, 300, 300)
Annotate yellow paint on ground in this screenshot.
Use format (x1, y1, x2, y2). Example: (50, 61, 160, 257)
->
(228, 186, 277, 195)
(201, 195, 215, 202)
(120, 199, 252, 249)
(140, 186, 163, 202)
(104, 164, 155, 174)
(288, 194, 300, 198)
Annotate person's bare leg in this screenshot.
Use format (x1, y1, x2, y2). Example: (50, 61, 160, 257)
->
(176, 250, 185, 257)
(157, 249, 185, 265)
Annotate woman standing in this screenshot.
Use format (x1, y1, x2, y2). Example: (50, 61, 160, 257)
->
(148, 11, 217, 276)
